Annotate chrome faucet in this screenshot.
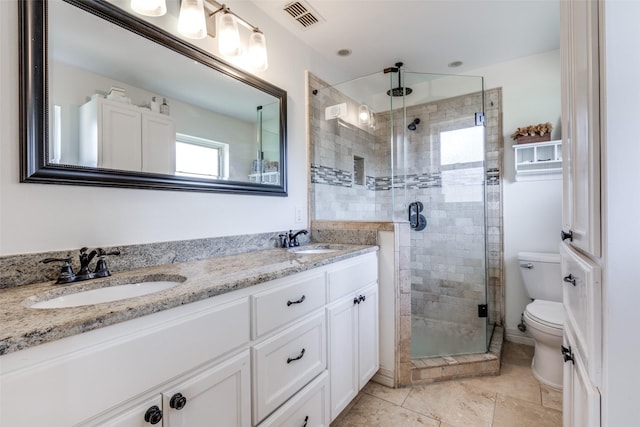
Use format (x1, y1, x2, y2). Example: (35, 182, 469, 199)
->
(42, 247, 120, 284)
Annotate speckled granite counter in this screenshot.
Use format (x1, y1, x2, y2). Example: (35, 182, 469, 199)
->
(0, 244, 376, 356)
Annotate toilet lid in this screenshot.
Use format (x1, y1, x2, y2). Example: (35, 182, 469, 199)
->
(526, 300, 564, 328)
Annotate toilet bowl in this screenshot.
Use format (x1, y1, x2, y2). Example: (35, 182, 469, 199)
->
(523, 299, 564, 389)
(518, 252, 564, 389)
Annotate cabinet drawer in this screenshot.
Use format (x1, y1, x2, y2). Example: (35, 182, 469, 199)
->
(328, 252, 378, 302)
(252, 311, 326, 424)
(252, 271, 326, 339)
(258, 371, 329, 427)
(560, 242, 601, 384)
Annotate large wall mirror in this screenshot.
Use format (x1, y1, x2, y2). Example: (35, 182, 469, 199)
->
(20, 0, 287, 195)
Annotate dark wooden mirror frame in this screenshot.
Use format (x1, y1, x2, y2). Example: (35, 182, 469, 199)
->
(19, 0, 288, 195)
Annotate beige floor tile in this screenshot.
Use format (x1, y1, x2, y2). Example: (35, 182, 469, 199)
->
(331, 393, 440, 427)
(492, 394, 562, 427)
(402, 380, 496, 427)
(461, 362, 542, 405)
(501, 341, 534, 367)
(363, 381, 412, 406)
(541, 384, 563, 411)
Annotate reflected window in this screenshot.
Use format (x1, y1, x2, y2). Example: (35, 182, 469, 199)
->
(440, 126, 484, 203)
(175, 133, 229, 179)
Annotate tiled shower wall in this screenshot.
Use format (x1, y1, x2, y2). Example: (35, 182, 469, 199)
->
(308, 72, 504, 335)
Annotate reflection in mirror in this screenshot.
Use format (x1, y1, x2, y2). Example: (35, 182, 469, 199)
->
(21, 0, 287, 195)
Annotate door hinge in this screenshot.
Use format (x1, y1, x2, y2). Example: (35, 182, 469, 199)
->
(478, 304, 488, 318)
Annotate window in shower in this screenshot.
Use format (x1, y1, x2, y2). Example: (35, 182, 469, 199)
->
(440, 126, 485, 203)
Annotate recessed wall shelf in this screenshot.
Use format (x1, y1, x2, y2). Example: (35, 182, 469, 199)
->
(513, 139, 562, 181)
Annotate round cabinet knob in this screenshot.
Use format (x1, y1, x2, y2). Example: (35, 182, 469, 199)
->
(561, 229, 573, 242)
(170, 392, 188, 410)
(144, 405, 163, 424)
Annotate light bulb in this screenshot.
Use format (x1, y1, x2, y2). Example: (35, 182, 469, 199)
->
(178, 0, 207, 40)
(359, 105, 370, 125)
(131, 0, 167, 17)
(218, 12, 241, 57)
(248, 30, 268, 71)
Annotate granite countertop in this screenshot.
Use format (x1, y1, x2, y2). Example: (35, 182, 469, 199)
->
(0, 244, 377, 356)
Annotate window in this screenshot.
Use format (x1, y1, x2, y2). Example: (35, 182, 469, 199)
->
(175, 133, 229, 179)
(439, 126, 484, 203)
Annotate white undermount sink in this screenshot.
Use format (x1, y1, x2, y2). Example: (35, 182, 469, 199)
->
(28, 280, 183, 309)
(287, 245, 340, 255)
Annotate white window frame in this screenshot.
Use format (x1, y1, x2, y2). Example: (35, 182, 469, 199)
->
(175, 133, 229, 180)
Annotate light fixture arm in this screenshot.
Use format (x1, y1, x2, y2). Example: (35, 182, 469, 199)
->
(205, 1, 261, 33)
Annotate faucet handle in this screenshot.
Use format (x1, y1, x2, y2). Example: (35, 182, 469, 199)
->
(42, 257, 75, 284)
(93, 248, 120, 278)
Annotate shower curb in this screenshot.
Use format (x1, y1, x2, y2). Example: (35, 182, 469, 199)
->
(409, 325, 504, 385)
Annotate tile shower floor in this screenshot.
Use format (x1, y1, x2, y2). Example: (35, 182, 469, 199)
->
(331, 342, 562, 427)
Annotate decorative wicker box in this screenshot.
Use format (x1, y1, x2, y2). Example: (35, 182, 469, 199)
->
(516, 133, 552, 144)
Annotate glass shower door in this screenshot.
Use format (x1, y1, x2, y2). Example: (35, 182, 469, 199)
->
(391, 72, 488, 358)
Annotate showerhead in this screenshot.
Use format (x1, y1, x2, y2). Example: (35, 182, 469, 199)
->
(385, 62, 412, 97)
(408, 118, 421, 131)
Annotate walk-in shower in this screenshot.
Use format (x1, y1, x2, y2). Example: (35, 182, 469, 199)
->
(309, 65, 503, 364)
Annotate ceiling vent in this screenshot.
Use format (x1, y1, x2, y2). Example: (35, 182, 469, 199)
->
(283, 1, 324, 30)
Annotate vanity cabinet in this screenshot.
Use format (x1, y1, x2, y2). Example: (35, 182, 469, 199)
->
(0, 294, 251, 427)
(0, 251, 378, 427)
(79, 95, 176, 174)
(326, 255, 379, 421)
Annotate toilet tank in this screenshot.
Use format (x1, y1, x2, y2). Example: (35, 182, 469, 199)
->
(517, 252, 562, 302)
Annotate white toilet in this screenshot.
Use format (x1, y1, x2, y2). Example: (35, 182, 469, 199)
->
(518, 251, 564, 389)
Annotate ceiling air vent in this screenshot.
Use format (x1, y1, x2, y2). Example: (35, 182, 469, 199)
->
(283, 1, 323, 29)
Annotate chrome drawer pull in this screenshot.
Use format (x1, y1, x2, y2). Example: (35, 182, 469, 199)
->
(287, 348, 305, 364)
(287, 295, 306, 306)
(519, 263, 533, 269)
(563, 274, 577, 286)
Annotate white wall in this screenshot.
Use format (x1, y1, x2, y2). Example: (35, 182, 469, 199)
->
(601, 1, 640, 424)
(469, 50, 562, 341)
(0, 0, 345, 256)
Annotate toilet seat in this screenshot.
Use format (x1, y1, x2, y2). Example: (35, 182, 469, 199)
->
(525, 300, 564, 329)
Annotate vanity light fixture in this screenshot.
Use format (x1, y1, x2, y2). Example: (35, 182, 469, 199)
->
(177, 0, 208, 40)
(131, 0, 269, 71)
(131, 0, 167, 17)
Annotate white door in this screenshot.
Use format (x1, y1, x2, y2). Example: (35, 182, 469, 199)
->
(327, 295, 359, 421)
(162, 350, 251, 427)
(141, 112, 176, 175)
(100, 102, 142, 171)
(561, 0, 601, 257)
(357, 284, 379, 389)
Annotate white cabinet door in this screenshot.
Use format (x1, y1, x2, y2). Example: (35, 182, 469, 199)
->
(563, 325, 600, 427)
(328, 282, 379, 421)
(327, 294, 359, 421)
(162, 350, 251, 427)
(561, 0, 601, 257)
(101, 102, 142, 171)
(141, 112, 176, 175)
(357, 284, 379, 389)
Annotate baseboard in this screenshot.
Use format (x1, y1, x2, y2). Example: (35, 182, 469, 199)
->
(371, 368, 395, 388)
(505, 328, 535, 346)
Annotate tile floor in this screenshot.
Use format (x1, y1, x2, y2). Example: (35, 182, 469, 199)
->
(331, 341, 562, 427)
